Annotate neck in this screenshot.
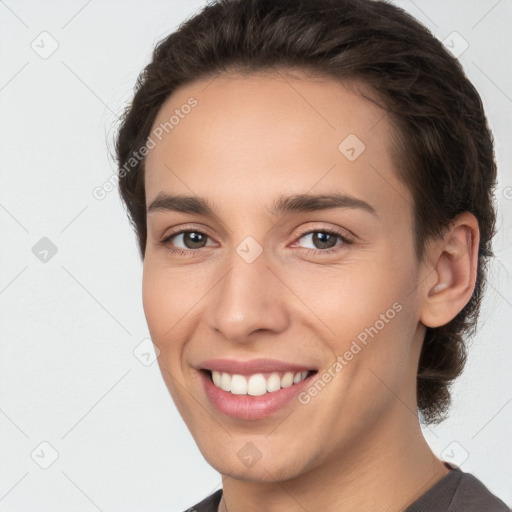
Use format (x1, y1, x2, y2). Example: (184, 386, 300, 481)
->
(218, 408, 449, 512)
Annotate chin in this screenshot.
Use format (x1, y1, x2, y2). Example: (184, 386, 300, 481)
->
(200, 444, 311, 483)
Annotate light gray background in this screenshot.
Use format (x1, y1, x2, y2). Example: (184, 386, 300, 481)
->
(0, 0, 511, 510)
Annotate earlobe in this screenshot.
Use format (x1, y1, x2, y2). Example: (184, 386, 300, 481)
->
(420, 212, 480, 328)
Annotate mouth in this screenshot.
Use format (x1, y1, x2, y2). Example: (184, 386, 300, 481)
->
(197, 359, 318, 420)
(202, 369, 317, 396)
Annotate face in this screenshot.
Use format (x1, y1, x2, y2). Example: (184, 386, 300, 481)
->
(142, 70, 427, 482)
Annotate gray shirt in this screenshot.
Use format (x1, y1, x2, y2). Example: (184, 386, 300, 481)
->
(185, 465, 510, 511)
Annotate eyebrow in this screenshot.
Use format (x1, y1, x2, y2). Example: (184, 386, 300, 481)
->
(147, 192, 377, 217)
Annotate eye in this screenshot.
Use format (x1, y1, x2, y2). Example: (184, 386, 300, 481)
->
(293, 228, 352, 255)
(159, 229, 216, 256)
(157, 226, 353, 257)
(171, 231, 211, 249)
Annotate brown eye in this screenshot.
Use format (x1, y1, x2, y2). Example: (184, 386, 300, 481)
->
(309, 232, 338, 250)
(178, 231, 208, 249)
(296, 230, 347, 252)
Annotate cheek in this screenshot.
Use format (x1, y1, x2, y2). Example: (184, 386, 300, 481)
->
(141, 263, 187, 354)
(142, 265, 165, 338)
(142, 260, 216, 372)
(290, 254, 412, 333)
(285, 248, 418, 385)
(330, 257, 418, 399)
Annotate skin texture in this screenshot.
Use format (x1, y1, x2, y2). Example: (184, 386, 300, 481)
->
(142, 70, 479, 512)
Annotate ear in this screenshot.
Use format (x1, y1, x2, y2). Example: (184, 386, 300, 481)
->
(419, 212, 480, 328)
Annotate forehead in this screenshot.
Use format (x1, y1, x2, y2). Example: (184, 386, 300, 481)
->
(144, 70, 411, 223)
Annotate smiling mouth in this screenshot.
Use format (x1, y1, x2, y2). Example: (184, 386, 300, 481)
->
(203, 369, 317, 396)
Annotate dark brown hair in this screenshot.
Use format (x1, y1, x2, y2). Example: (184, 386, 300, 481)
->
(115, 0, 497, 424)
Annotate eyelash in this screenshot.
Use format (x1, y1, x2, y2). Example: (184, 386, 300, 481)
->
(158, 226, 353, 257)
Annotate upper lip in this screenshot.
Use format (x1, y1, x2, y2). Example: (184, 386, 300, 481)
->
(199, 358, 316, 375)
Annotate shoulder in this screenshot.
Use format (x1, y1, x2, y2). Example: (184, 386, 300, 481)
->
(183, 489, 223, 512)
(449, 471, 510, 512)
(185, 474, 511, 512)
(406, 466, 510, 512)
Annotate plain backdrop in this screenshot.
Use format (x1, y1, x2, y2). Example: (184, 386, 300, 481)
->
(1, 0, 511, 510)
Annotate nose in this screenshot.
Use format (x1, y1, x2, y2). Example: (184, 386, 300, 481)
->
(207, 250, 290, 343)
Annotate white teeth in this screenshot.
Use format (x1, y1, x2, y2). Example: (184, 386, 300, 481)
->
(210, 370, 310, 395)
(230, 374, 247, 395)
(220, 372, 231, 392)
(281, 372, 294, 388)
(212, 370, 222, 387)
(247, 374, 267, 396)
(266, 372, 281, 392)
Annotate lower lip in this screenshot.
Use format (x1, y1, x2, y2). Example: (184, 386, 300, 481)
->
(200, 371, 313, 420)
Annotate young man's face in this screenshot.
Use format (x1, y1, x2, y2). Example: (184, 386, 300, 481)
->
(143, 70, 428, 481)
